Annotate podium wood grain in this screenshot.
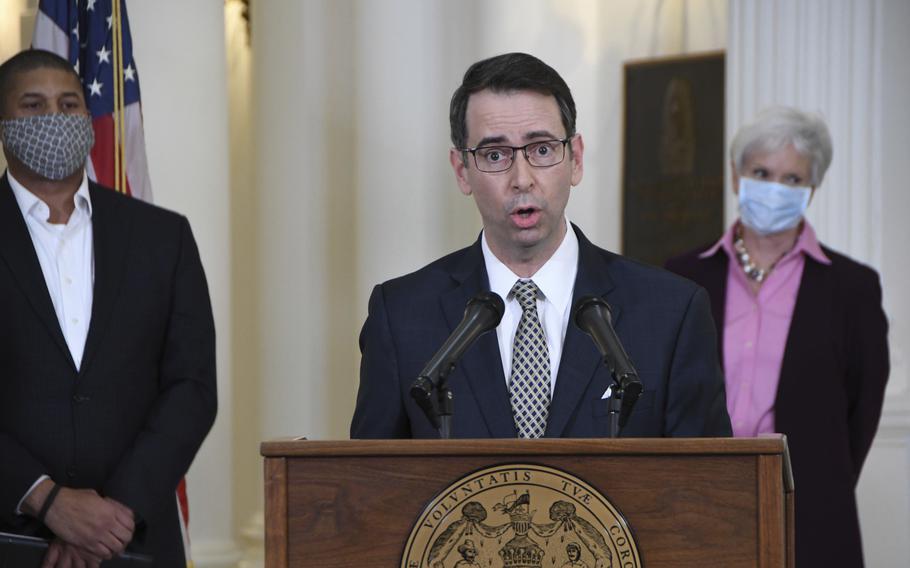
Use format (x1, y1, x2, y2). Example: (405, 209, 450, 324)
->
(262, 437, 793, 568)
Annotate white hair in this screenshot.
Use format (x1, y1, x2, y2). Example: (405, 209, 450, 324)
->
(730, 106, 833, 186)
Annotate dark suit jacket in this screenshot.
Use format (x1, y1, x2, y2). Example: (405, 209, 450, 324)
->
(0, 174, 217, 566)
(666, 243, 889, 567)
(351, 225, 731, 439)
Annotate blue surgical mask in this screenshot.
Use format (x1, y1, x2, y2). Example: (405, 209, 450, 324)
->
(738, 177, 811, 235)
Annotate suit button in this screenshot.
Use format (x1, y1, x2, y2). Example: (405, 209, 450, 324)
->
(66, 468, 76, 479)
(72, 394, 90, 403)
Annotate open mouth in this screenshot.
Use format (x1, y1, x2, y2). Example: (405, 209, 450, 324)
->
(510, 206, 541, 228)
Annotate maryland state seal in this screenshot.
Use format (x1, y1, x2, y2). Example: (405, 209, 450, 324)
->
(401, 464, 641, 568)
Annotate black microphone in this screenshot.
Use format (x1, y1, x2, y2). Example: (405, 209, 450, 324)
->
(410, 292, 505, 420)
(573, 295, 643, 428)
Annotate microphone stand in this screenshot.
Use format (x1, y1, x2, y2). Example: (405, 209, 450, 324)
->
(413, 363, 456, 439)
(606, 380, 623, 439)
(437, 379, 454, 440)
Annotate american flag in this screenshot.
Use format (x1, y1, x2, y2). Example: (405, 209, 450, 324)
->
(32, 0, 153, 201)
(32, 1, 192, 563)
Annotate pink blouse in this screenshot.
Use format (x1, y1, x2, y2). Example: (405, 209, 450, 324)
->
(699, 222, 831, 437)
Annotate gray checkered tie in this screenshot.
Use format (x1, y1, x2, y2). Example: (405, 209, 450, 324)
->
(508, 279, 551, 438)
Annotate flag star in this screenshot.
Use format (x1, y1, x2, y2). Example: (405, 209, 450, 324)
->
(97, 45, 111, 64)
(86, 0, 97, 11)
(72, 25, 78, 39)
(73, 60, 79, 74)
(88, 78, 103, 96)
(124, 64, 136, 82)
(106, 15, 113, 29)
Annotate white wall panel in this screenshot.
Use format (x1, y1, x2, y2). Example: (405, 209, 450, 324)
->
(728, 1, 910, 565)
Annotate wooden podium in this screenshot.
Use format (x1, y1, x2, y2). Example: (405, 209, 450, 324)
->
(261, 436, 793, 567)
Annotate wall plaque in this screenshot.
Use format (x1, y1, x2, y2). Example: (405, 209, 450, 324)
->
(622, 51, 725, 266)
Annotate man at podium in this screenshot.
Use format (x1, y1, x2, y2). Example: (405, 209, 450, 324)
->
(351, 53, 731, 440)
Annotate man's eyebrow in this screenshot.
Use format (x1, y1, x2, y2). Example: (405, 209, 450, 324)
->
(472, 135, 508, 148)
(471, 130, 564, 148)
(18, 90, 82, 99)
(524, 130, 560, 140)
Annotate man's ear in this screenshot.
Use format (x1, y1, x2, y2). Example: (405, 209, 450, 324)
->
(450, 148, 473, 196)
(569, 133, 584, 187)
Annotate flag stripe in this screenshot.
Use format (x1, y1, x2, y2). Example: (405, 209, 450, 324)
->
(33, 0, 152, 201)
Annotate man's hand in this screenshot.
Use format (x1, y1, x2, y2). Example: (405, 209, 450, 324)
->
(40, 487, 134, 559)
(41, 538, 102, 568)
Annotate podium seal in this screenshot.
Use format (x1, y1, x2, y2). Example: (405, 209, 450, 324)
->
(401, 463, 642, 568)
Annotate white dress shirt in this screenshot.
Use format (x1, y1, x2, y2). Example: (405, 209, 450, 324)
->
(8, 171, 94, 370)
(482, 221, 579, 394)
(8, 171, 95, 515)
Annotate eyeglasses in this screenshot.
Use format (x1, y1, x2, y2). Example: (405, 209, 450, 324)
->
(460, 138, 571, 173)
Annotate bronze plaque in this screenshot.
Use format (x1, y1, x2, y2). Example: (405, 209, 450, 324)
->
(401, 463, 641, 568)
(622, 52, 725, 266)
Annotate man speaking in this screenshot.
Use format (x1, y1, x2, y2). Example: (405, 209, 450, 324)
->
(351, 53, 730, 440)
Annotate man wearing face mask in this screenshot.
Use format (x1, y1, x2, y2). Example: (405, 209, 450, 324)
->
(666, 106, 889, 567)
(0, 49, 216, 567)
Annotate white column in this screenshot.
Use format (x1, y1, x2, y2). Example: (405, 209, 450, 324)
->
(253, 0, 344, 445)
(244, 2, 362, 565)
(353, 0, 477, 314)
(728, 1, 910, 565)
(860, 0, 910, 562)
(126, 1, 238, 566)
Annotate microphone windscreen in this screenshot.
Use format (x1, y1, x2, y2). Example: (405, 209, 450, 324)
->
(468, 291, 505, 329)
(573, 295, 612, 329)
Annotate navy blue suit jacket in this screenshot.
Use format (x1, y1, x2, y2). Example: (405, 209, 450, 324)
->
(351, 226, 731, 439)
(0, 174, 217, 566)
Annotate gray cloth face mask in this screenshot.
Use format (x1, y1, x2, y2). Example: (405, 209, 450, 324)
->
(0, 113, 95, 180)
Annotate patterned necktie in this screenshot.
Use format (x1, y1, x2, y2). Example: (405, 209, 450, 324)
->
(508, 279, 551, 438)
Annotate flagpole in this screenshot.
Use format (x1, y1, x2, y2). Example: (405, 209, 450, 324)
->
(112, 0, 127, 194)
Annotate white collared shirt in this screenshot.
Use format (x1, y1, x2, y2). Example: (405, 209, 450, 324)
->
(482, 221, 579, 393)
(7, 170, 94, 370)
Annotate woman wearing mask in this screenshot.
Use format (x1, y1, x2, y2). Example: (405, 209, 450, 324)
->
(666, 106, 889, 567)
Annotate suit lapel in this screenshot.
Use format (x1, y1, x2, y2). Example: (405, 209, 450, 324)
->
(78, 184, 130, 378)
(0, 174, 76, 368)
(545, 226, 615, 437)
(776, 256, 829, 409)
(441, 239, 516, 438)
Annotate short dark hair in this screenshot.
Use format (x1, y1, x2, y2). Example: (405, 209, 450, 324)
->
(0, 49, 79, 116)
(449, 52, 577, 150)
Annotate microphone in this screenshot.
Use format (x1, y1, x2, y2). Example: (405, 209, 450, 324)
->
(410, 292, 505, 422)
(573, 295, 643, 428)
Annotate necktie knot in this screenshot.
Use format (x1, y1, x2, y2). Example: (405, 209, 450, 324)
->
(511, 279, 540, 311)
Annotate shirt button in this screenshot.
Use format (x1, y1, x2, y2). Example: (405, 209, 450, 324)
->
(64, 277, 72, 285)
(745, 341, 753, 348)
(71, 318, 79, 325)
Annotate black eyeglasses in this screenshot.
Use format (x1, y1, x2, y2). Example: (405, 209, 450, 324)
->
(460, 138, 571, 173)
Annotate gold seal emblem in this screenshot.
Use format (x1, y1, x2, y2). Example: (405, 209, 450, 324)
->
(401, 464, 641, 568)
